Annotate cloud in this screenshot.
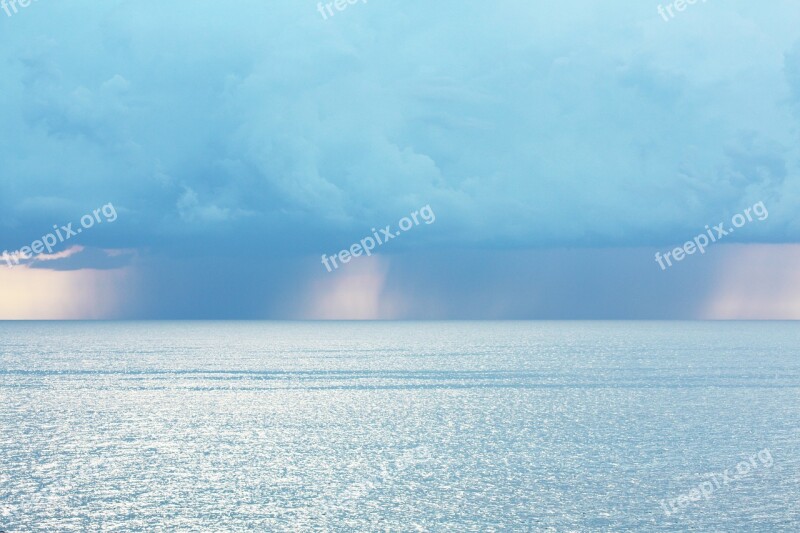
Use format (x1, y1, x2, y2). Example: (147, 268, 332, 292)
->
(28, 247, 137, 271)
(1, 1, 800, 318)
(1, 0, 799, 260)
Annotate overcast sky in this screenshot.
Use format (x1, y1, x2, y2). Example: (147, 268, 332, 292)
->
(1, 0, 800, 319)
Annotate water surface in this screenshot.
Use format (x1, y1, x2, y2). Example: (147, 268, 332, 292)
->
(1, 321, 798, 531)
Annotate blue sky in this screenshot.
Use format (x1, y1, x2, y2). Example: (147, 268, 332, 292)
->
(1, 0, 800, 319)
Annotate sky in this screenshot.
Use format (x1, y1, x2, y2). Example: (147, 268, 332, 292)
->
(1, 0, 800, 319)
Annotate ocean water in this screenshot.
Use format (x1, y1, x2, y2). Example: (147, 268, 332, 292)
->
(0, 321, 798, 532)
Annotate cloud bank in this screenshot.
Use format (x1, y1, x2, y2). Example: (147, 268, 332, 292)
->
(1, 0, 799, 318)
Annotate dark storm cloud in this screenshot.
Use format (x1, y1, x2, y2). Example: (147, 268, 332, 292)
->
(1, 0, 800, 318)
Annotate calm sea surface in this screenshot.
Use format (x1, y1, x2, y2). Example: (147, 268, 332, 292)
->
(0, 321, 798, 531)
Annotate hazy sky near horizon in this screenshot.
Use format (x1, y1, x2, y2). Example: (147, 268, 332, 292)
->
(2, 0, 800, 319)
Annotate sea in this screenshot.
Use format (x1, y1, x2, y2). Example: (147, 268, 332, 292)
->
(0, 321, 798, 531)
